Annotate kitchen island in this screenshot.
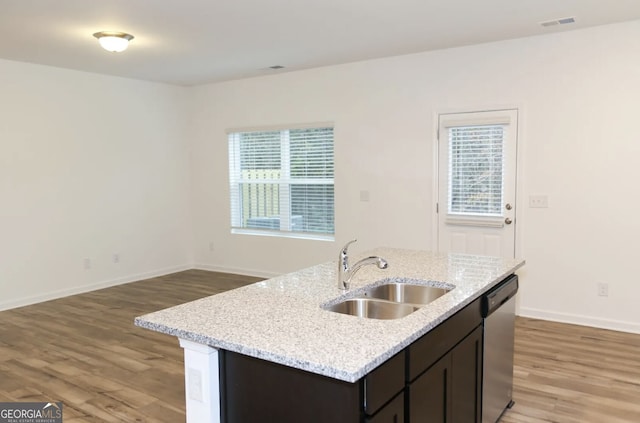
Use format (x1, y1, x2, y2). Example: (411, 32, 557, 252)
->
(135, 248, 524, 422)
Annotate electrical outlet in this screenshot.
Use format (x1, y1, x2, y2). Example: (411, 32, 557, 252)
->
(187, 368, 203, 402)
(597, 282, 609, 297)
(360, 190, 370, 202)
(112, 253, 120, 264)
(529, 195, 549, 208)
(83, 258, 91, 270)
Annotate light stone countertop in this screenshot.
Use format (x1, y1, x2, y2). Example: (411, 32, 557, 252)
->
(135, 248, 525, 383)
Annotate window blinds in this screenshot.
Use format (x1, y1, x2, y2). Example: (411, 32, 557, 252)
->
(228, 127, 334, 237)
(448, 125, 504, 216)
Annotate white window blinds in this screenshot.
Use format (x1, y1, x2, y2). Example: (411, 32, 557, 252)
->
(228, 126, 334, 238)
(448, 125, 504, 216)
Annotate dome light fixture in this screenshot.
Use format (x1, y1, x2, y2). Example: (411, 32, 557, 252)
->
(93, 31, 134, 53)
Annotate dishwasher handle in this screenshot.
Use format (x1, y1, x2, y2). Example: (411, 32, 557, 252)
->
(481, 275, 519, 318)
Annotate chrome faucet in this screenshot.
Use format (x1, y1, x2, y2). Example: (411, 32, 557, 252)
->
(338, 239, 388, 290)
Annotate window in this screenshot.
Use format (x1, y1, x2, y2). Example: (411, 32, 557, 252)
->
(448, 124, 504, 216)
(228, 125, 334, 239)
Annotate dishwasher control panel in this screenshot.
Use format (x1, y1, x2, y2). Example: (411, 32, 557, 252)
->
(481, 274, 519, 318)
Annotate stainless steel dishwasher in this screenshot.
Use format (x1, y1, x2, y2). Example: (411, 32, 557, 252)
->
(481, 274, 519, 423)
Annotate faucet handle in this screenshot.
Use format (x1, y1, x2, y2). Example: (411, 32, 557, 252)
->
(338, 239, 357, 290)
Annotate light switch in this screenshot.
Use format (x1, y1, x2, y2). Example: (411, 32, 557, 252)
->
(529, 195, 549, 208)
(359, 190, 370, 202)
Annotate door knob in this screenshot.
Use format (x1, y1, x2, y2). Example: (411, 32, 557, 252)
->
(505, 203, 512, 210)
(505, 217, 513, 225)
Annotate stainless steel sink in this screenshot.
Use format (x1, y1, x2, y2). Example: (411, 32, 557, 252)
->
(361, 283, 450, 306)
(325, 298, 418, 320)
(323, 282, 453, 320)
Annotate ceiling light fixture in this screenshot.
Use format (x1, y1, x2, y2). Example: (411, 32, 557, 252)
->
(93, 31, 134, 53)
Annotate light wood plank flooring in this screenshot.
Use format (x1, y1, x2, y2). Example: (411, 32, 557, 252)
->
(503, 318, 640, 423)
(0, 270, 261, 422)
(1, 270, 639, 422)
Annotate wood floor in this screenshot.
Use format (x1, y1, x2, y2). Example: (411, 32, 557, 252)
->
(1, 270, 639, 422)
(0, 270, 262, 422)
(504, 318, 640, 423)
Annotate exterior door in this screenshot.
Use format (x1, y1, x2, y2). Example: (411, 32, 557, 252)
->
(437, 110, 518, 258)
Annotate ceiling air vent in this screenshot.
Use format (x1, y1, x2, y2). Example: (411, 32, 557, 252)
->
(540, 17, 576, 27)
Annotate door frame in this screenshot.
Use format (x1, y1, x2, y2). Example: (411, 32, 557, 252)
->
(431, 105, 525, 259)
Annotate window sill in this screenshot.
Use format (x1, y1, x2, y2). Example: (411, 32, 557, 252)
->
(231, 228, 335, 242)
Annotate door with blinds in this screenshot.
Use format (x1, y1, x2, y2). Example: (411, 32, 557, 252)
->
(437, 110, 518, 258)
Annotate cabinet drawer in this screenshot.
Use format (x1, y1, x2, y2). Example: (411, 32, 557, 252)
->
(364, 351, 405, 415)
(408, 296, 481, 381)
(365, 391, 404, 423)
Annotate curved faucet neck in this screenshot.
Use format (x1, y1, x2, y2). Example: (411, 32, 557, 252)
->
(337, 240, 388, 290)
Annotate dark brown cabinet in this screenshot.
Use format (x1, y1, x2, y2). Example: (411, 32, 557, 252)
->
(409, 325, 483, 422)
(409, 353, 450, 422)
(220, 349, 405, 423)
(407, 296, 483, 423)
(451, 326, 483, 423)
(365, 392, 404, 423)
(219, 295, 486, 423)
(364, 351, 406, 416)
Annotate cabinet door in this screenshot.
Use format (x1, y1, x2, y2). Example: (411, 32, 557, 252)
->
(366, 392, 404, 423)
(221, 351, 361, 423)
(451, 326, 483, 423)
(409, 355, 451, 422)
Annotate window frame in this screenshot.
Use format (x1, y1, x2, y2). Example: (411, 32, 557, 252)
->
(227, 123, 335, 241)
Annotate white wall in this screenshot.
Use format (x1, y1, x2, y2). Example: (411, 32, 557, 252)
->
(190, 21, 640, 333)
(0, 59, 193, 309)
(3, 21, 638, 333)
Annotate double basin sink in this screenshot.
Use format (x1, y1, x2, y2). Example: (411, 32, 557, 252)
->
(323, 282, 452, 320)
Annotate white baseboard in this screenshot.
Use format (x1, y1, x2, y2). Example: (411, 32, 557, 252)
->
(0, 264, 192, 312)
(519, 307, 640, 335)
(194, 263, 280, 279)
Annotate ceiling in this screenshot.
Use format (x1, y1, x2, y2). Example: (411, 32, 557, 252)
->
(3, 0, 640, 86)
